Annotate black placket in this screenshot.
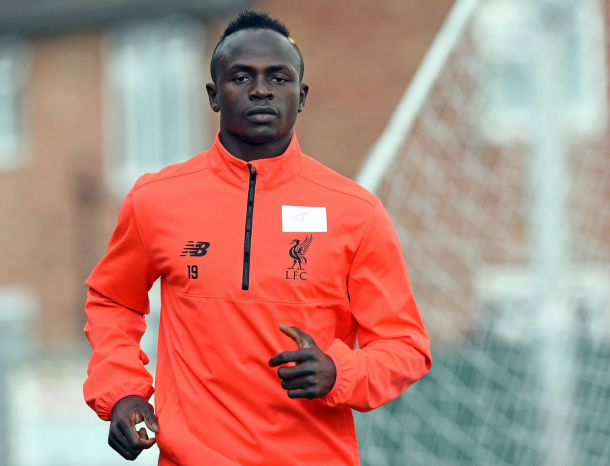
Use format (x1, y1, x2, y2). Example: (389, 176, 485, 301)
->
(242, 164, 257, 290)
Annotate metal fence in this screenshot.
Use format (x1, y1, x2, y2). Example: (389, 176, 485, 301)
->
(355, 0, 610, 464)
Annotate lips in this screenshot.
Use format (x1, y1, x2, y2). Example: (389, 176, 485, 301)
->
(245, 106, 278, 116)
(245, 106, 278, 123)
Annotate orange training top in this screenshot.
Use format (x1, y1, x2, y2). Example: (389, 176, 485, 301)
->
(84, 131, 432, 466)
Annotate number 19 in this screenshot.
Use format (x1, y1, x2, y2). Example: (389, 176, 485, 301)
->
(187, 265, 198, 279)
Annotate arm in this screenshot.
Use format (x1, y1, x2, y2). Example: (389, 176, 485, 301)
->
(83, 187, 161, 459)
(318, 200, 432, 412)
(83, 288, 155, 420)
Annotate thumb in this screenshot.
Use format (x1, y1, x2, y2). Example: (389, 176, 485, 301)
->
(143, 406, 161, 433)
(279, 324, 312, 349)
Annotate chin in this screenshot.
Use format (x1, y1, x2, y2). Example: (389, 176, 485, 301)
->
(240, 130, 282, 144)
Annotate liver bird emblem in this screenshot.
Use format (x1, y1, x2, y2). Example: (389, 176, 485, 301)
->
(288, 235, 313, 270)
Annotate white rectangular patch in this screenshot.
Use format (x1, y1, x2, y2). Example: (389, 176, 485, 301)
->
(282, 205, 327, 232)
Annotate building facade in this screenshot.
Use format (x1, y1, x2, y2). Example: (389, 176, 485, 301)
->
(0, 0, 454, 343)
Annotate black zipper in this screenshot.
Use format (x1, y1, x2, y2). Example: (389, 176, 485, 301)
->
(242, 164, 257, 290)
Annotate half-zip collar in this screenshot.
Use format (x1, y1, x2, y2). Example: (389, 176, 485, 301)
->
(207, 130, 304, 190)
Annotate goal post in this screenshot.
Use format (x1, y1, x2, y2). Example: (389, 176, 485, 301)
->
(355, 0, 482, 194)
(353, 1, 610, 465)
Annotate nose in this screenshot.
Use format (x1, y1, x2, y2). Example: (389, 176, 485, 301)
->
(248, 76, 274, 100)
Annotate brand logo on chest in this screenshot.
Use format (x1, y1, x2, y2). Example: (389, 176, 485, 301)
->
(180, 241, 211, 280)
(285, 235, 313, 281)
(180, 241, 210, 257)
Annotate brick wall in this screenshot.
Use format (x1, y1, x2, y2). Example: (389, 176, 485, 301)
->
(0, 33, 109, 342)
(0, 1, 454, 342)
(208, 0, 455, 178)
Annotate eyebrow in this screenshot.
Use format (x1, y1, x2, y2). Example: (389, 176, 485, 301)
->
(228, 64, 295, 74)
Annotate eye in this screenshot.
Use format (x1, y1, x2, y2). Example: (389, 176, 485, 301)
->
(233, 76, 250, 83)
(270, 76, 289, 84)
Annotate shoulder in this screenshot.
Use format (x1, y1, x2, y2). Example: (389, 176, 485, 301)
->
(132, 151, 211, 194)
(298, 155, 379, 209)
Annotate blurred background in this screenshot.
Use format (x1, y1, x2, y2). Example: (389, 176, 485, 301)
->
(0, 0, 609, 464)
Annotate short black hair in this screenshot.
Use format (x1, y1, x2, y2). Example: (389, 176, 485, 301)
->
(210, 9, 305, 83)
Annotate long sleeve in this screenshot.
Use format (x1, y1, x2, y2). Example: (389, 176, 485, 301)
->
(83, 187, 160, 421)
(318, 200, 432, 412)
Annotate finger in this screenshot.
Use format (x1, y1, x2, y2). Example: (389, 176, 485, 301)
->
(108, 435, 130, 459)
(268, 349, 314, 367)
(143, 406, 161, 433)
(279, 324, 311, 349)
(110, 425, 133, 453)
(277, 362, 315, 379)
(138, 427, 157, 449)
(287, 386, 317, 400)
(281, 375, 315, 390)
(109, 431, 138, 460)
(117, 418, 148, 450)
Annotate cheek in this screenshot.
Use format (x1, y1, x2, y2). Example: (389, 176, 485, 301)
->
(281, 92, 301, 117)
(218, 93, 243, 124)
(218, 90, 235, 108)
(218, 87, 246, 108)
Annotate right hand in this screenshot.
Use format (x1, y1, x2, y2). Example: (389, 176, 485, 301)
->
(109, 395, 160, 461)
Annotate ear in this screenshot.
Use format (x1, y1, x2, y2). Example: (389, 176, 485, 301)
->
(206, 83, 220, 113)
(298, 82, 309, 113)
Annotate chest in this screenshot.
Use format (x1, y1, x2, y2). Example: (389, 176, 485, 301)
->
(142, 186, 360, 303)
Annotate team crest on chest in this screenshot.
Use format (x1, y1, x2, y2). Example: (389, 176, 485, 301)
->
(286, 235, 313, 281)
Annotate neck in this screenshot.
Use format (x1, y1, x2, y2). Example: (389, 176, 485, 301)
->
(219, 126, 293, 162)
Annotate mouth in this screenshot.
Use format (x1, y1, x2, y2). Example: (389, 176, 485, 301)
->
(245, 106, 278, 123)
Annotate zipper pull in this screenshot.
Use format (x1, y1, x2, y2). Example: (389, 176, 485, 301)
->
(249, 164, 257, 175)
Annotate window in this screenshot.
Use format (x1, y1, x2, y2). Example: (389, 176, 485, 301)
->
(0, 286, 37, 357)
(105, 18, 207, 195)
(474, 266, 536, 343)
(474, 266, 610, 343)
(473, 0, 606, 144)
(0, 37, 27, 168)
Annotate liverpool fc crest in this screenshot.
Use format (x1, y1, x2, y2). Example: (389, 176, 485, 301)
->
(286, 235, 313, 281)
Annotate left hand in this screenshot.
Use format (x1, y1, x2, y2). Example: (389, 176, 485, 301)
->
(268, 324, 337, 399)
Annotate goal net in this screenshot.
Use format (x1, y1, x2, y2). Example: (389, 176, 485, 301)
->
(354, 0, 610, 465)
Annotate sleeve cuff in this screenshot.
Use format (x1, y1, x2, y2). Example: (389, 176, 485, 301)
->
(318, 338, 358, 407)
(90, 385, 155, 421)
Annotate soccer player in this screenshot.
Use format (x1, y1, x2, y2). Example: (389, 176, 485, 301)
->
(84, 10, 432, 465)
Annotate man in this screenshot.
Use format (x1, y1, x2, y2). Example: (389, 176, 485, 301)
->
(84, 10, 432, 466)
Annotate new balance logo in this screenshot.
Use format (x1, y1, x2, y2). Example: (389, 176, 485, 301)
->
(180, 241, 210, 257)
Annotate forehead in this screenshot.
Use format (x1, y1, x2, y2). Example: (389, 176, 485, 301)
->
(216, 28, 300, 74)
